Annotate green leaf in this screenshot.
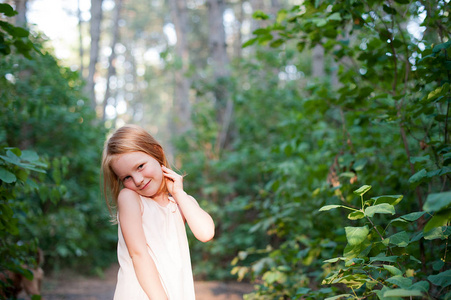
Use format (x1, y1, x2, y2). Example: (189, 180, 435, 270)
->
(433, 260, 445, 271)
(325, 295, 352, 300)
(296, 287, 311, 295)
(382, 4, 397, 15)
(319, 204, 344, 211)
(270, 39, 284, 48)
(345, 226, 369, 246)
(323, 257, 346, 263)
(262, 270, 285, 284)
(0, 167, 16, 183)
(410, 155, 430, 163)
(364, 203, 395, 217)
(423, 191, 451, 212)
(424, 226, 451, 240)
(428, 269, 451, 287)
(242, 37, 258, 48)
(344, 238, 371, 259)
(348, 211, 364, 220)
(276, 9, 287, 23)
(371, 195, 403, 206)
(12, 26, 29, 38)
(312, 18, 327, 27)
(386, 275, 412, 288)
(328, 12, 342, 21)
(253, 28, 270, 35)
(424, 209, 451, 232)
(410, 255, 422, 264)
(408, 281, 429, 293)
(20, 150, 40, 162)
(433, 40, 451, 53)
(370, 255, 398, 263)
(353, 185, 371, 196)
(383, 289, 423, 297)
(398, 211, 426, 222)
(252, 10, 269, 20)
(390, 211, 426, 226)
(383, 265, 402, 276)
(0, 4, 17, 17)
(408, 169, 427, 184)
(386, 231, 410, 247)
(345, 257, 364, 267)
(410, 231, 424, 242)
(0, 153, 20, 166)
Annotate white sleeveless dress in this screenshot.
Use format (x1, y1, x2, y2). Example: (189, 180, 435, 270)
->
(113, 196, 196, 300)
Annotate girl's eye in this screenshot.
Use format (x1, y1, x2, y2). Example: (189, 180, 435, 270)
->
(123, 176, 131, 182)
(138, 164, 144, 170)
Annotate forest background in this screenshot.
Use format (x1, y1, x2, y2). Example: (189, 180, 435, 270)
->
(0, 0, 450, 299)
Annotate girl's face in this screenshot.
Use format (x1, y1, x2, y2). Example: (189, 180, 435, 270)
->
(111, 151, 164, 198)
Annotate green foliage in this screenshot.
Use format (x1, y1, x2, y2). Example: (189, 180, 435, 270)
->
(319, 185, 449, 299)
(0, 33, 116, 273)
(0, 4, 36, 58)
(225, 0, 451, 298)
(0, 147, 46, 293)
(178, 0, 451, 298)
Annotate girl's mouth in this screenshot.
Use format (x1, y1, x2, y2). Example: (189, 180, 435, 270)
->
(141, 180, 151, 190)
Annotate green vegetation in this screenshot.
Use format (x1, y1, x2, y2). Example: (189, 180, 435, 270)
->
(1, 0, 450, 299)
(0, 5, 115, 290)
(180, 0, 451, 298)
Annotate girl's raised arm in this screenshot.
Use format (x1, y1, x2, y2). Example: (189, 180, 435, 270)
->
(162, 166, 215, 242)
(117, 188, 168, 300)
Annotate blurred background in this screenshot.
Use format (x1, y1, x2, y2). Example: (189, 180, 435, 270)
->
(1, 0, 450, 299)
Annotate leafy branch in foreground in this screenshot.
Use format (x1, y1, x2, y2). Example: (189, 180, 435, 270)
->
(319, 185, 450, 300)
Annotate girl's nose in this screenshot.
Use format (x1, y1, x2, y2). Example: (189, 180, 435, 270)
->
(133, 174, 144, 187)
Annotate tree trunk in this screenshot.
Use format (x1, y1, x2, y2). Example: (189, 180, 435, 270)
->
(103, 0, 122, 121)
(86, 0, 103, 111)
(233, 0, 244, 58)
(168, 0, 192, 135)
(207, 0, 233, 153)
(312, 44, 325, 78)
(77, 0, 85, 78)
(14, 0, 27, 27)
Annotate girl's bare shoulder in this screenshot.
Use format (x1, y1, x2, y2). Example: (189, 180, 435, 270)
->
(117, 188, 142, 211)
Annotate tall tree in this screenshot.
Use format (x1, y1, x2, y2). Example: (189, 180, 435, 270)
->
(14, 0, 27, 27)
(86, 0, 103, 111)
(207, 0, 233, 154)
(77, 0, 85, 78)
(233, 0, 244, 58)
(103, 0, 123, 121)
(311, 44, 324, 78)
(168, 0, 192, 135)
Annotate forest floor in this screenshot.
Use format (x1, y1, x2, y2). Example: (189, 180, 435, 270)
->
(21, 264, 254, 300)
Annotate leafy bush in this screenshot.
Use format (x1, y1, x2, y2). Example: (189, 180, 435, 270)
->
(320, 185, 450, 299)
(0, 4, 116, 273)
(0, 147, 46, 295)
(227, 0, 451, 298)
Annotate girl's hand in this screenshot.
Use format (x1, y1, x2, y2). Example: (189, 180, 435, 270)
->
(161, 166, 184, 196)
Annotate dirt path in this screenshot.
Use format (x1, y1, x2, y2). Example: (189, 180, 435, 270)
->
(23, 264, 253, 300)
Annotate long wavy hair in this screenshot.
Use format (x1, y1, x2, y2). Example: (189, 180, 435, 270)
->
(101, 124, 170, 217)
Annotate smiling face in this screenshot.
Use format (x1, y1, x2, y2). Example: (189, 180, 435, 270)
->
(111, 151, 164, 198)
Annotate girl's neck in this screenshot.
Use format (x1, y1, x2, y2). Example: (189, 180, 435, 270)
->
(151, 192, 170, 207)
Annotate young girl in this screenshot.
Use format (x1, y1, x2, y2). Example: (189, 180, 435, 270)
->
(101, 124, 215, 300)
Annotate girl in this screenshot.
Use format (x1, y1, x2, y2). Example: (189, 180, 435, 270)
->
(101, 124, 215, 300)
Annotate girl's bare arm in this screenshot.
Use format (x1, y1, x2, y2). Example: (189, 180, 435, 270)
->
(118, 188, 167, 300)
(162, 166, 215, 242)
